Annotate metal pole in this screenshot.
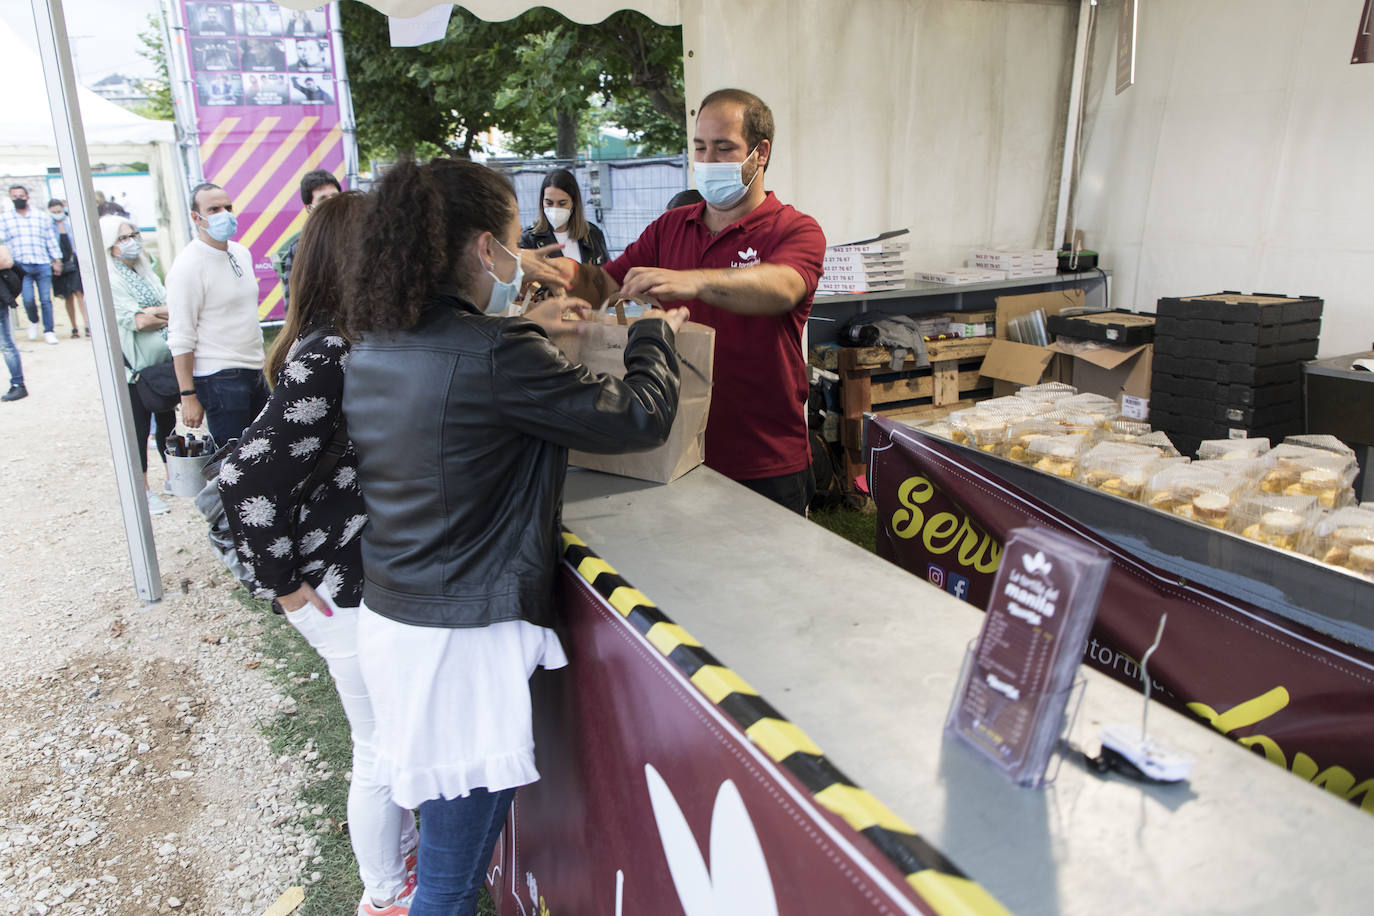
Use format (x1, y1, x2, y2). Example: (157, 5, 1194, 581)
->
(330, 1, 360, 188)
(1053, 0, 1095, 251)
(160, 0, 204, 195)
(31, 0, 163, 603)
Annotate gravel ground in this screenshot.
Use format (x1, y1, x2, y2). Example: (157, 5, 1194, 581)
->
(0, 316, 323, 915)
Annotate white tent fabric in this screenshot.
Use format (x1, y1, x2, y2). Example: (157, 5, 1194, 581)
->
(1, 16, 174, 147)
(1076, 0, 1374, 359)
(280, 0, 1076, 260)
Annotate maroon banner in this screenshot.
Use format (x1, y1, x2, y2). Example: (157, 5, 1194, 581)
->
(868, 416, 1374, 814)
(486, 549, 1002, 916)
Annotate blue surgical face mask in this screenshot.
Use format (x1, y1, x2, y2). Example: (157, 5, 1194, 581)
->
(51, 210, 66, 221)
(202, 210, 237, 242)
(694, 146, 759, 209)
(483, 238, 524, 315)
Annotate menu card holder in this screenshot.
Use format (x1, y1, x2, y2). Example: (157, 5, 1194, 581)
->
(944, 526, 1110, 788)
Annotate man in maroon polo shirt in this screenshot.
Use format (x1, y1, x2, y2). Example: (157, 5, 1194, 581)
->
(599, 88, 826, 514)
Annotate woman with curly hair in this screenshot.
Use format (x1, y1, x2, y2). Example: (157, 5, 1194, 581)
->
(340, 157, 685, 915)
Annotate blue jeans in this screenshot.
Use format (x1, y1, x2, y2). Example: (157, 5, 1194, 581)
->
(411, 787, 516, 915)
(194, 367, 269, 447)
(0, 305, 22, 386)
(18, 262, 54, 333)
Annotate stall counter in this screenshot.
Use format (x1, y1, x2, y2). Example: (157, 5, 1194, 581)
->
(560, 466, 1374, 916)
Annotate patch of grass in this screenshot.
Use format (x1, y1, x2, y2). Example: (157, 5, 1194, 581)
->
(235, 588, 497, 915)
(810, 503, 878, 553)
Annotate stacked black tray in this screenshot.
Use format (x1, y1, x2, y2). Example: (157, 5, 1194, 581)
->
(1150, 292, 1321, 456)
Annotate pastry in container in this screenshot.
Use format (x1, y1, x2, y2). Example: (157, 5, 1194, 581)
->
(1196, 437, 1270, 461)
(1005, 417, 1061, 463)
(1256, 444, 1358, 508)
(1282, 434, 1356, 459)
(1234, 494, 1320, 552)
(1056, 392, 1122, 426)
(1076, 442, 1164, 500)
(1028, 434, 1087, 478)
(947, 409, 1009, 453)
(1145, 463, 1243, 528)
(1308, 506, 1374, 574)
(1014, 381, 1077, 408)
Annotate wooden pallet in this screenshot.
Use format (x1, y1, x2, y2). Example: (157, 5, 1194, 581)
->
(837, 336, 994, 490)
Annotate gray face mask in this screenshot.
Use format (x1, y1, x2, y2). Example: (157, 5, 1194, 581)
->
(116, 238, 142, 260)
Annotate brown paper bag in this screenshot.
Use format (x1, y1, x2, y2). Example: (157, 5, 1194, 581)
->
(566, 302, 715, 483)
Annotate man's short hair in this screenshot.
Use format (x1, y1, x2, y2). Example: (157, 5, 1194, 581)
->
(300, 169, 341, 206)
(46, 199, 63, 209)
(190, 181, 223, 212)
(8, 185, 26, 195)
(698, 88, 775, 157)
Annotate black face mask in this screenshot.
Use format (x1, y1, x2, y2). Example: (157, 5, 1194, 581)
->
(12, 198, 28, 211)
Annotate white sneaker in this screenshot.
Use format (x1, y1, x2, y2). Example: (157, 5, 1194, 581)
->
(44, 331, 59, 345)
(145, 491, 171, 515)
(27, 324, 38, 341)
(162, 479, 176, 497)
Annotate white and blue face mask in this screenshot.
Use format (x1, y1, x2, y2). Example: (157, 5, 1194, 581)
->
(202, 210, 238, 242)
(483, 237, 525, 315)
(694, 145, 759, 209)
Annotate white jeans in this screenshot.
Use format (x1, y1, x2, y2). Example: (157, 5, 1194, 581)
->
(284, 586, 418, 902)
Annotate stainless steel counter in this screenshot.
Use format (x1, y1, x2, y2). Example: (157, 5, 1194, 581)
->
(562, 466, 1374, 915)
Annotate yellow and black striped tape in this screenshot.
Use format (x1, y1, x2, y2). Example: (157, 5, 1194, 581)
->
(561, 530, 1008, 916)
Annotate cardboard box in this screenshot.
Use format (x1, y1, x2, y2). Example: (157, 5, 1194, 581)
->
(977, 289, 1153, 402)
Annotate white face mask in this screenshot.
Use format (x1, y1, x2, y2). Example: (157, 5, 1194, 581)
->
(543, 206, 571, 231)
(116, 238, 142, 260)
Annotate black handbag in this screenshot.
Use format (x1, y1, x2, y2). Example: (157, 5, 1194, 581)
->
(1, 266, 20, 306)
(124, 356, 181, 413)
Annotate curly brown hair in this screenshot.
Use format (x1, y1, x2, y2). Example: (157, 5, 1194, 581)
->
(340, 157, 517, 339)
(266, 190, 365, 384)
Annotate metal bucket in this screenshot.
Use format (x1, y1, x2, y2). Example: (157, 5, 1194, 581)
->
(165, 447, 213, 498)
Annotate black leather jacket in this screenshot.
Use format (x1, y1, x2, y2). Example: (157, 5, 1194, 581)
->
(519, 222, 610, 266)
(342, 294, 680, 629)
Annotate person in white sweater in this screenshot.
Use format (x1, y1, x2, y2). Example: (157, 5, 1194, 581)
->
(166, 182, 267, 447)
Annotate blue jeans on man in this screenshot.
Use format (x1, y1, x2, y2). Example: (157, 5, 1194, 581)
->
(194, 367, 269, 447)
(18, 262, 54, 334)
(0, 303, 23, 388)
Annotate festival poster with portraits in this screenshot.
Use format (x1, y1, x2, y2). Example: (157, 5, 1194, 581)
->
(179, 0, 346, 321)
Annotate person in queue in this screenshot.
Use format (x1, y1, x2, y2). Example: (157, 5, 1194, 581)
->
(1, 184, 63, 344)
(273, 169, 342, 312)
(103, 215, 177, 514)
(586, 88, 826, 514)
(0, 242, 26, 402)
(167, 182, 268, 447)
(48, 199, 88, 338)
(518, 168, 609, 267)
(340, 157, 685, 915)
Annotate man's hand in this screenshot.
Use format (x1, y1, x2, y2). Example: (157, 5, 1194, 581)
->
(276, 582, 333, 617)
(620, 267, 704, 303)
(51, 259, 62, 276)
(180, 394, 204, 428)
(524, 296, 591, 337)
(519, 244, 576, 292)
(641, 306, 690, 334)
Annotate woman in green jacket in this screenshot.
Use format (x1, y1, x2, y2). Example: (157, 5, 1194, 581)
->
(101, 214, 176, 514)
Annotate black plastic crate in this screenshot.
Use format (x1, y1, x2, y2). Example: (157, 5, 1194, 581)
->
(1152, 335, 1318, 365)
(1149, 392, 1300, 426)
(1047, 310, 1155, 346)
(1155, 291, 1323, 323)
(1152, 354, 1303, 386)
(1150, 409, 1302, 442)
(1153, 315, 1322, 345)
(1149, 374, 1301, 408)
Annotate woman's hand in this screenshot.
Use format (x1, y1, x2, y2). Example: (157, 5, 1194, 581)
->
(275, 582, 332, 617)
(641, 307, 690, 334)
(525, 296, 591, 337)
(519, 244, 576, 292)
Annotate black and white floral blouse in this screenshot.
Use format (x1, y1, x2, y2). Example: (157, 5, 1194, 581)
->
(219, 331, 367, 606)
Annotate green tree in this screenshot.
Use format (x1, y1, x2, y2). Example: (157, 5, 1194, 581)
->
(133, 14, 174, 121)
(340, 3, 684, 162)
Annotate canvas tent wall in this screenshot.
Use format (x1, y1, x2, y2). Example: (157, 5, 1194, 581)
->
(0, 15, 190, 261)
(283, 0, 1078, 262)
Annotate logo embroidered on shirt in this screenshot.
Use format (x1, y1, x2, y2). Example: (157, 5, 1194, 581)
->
(732, 246, 761, 269)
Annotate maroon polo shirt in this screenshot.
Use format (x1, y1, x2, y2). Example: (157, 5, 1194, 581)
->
(605, 192, 826, 481)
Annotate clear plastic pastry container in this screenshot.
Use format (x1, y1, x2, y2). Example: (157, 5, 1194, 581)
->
(1233, 493, 1321, 552)
(1014, 381, 1077, 407)
(1254, 444, 1358, 509)
(1145, 464, 1245, 528)
(1196, 437, 1271, 461)
(1307, 507, 1374, 578)
(1075, 442, 1166, 501)
(1027, 434, 1089, 479)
